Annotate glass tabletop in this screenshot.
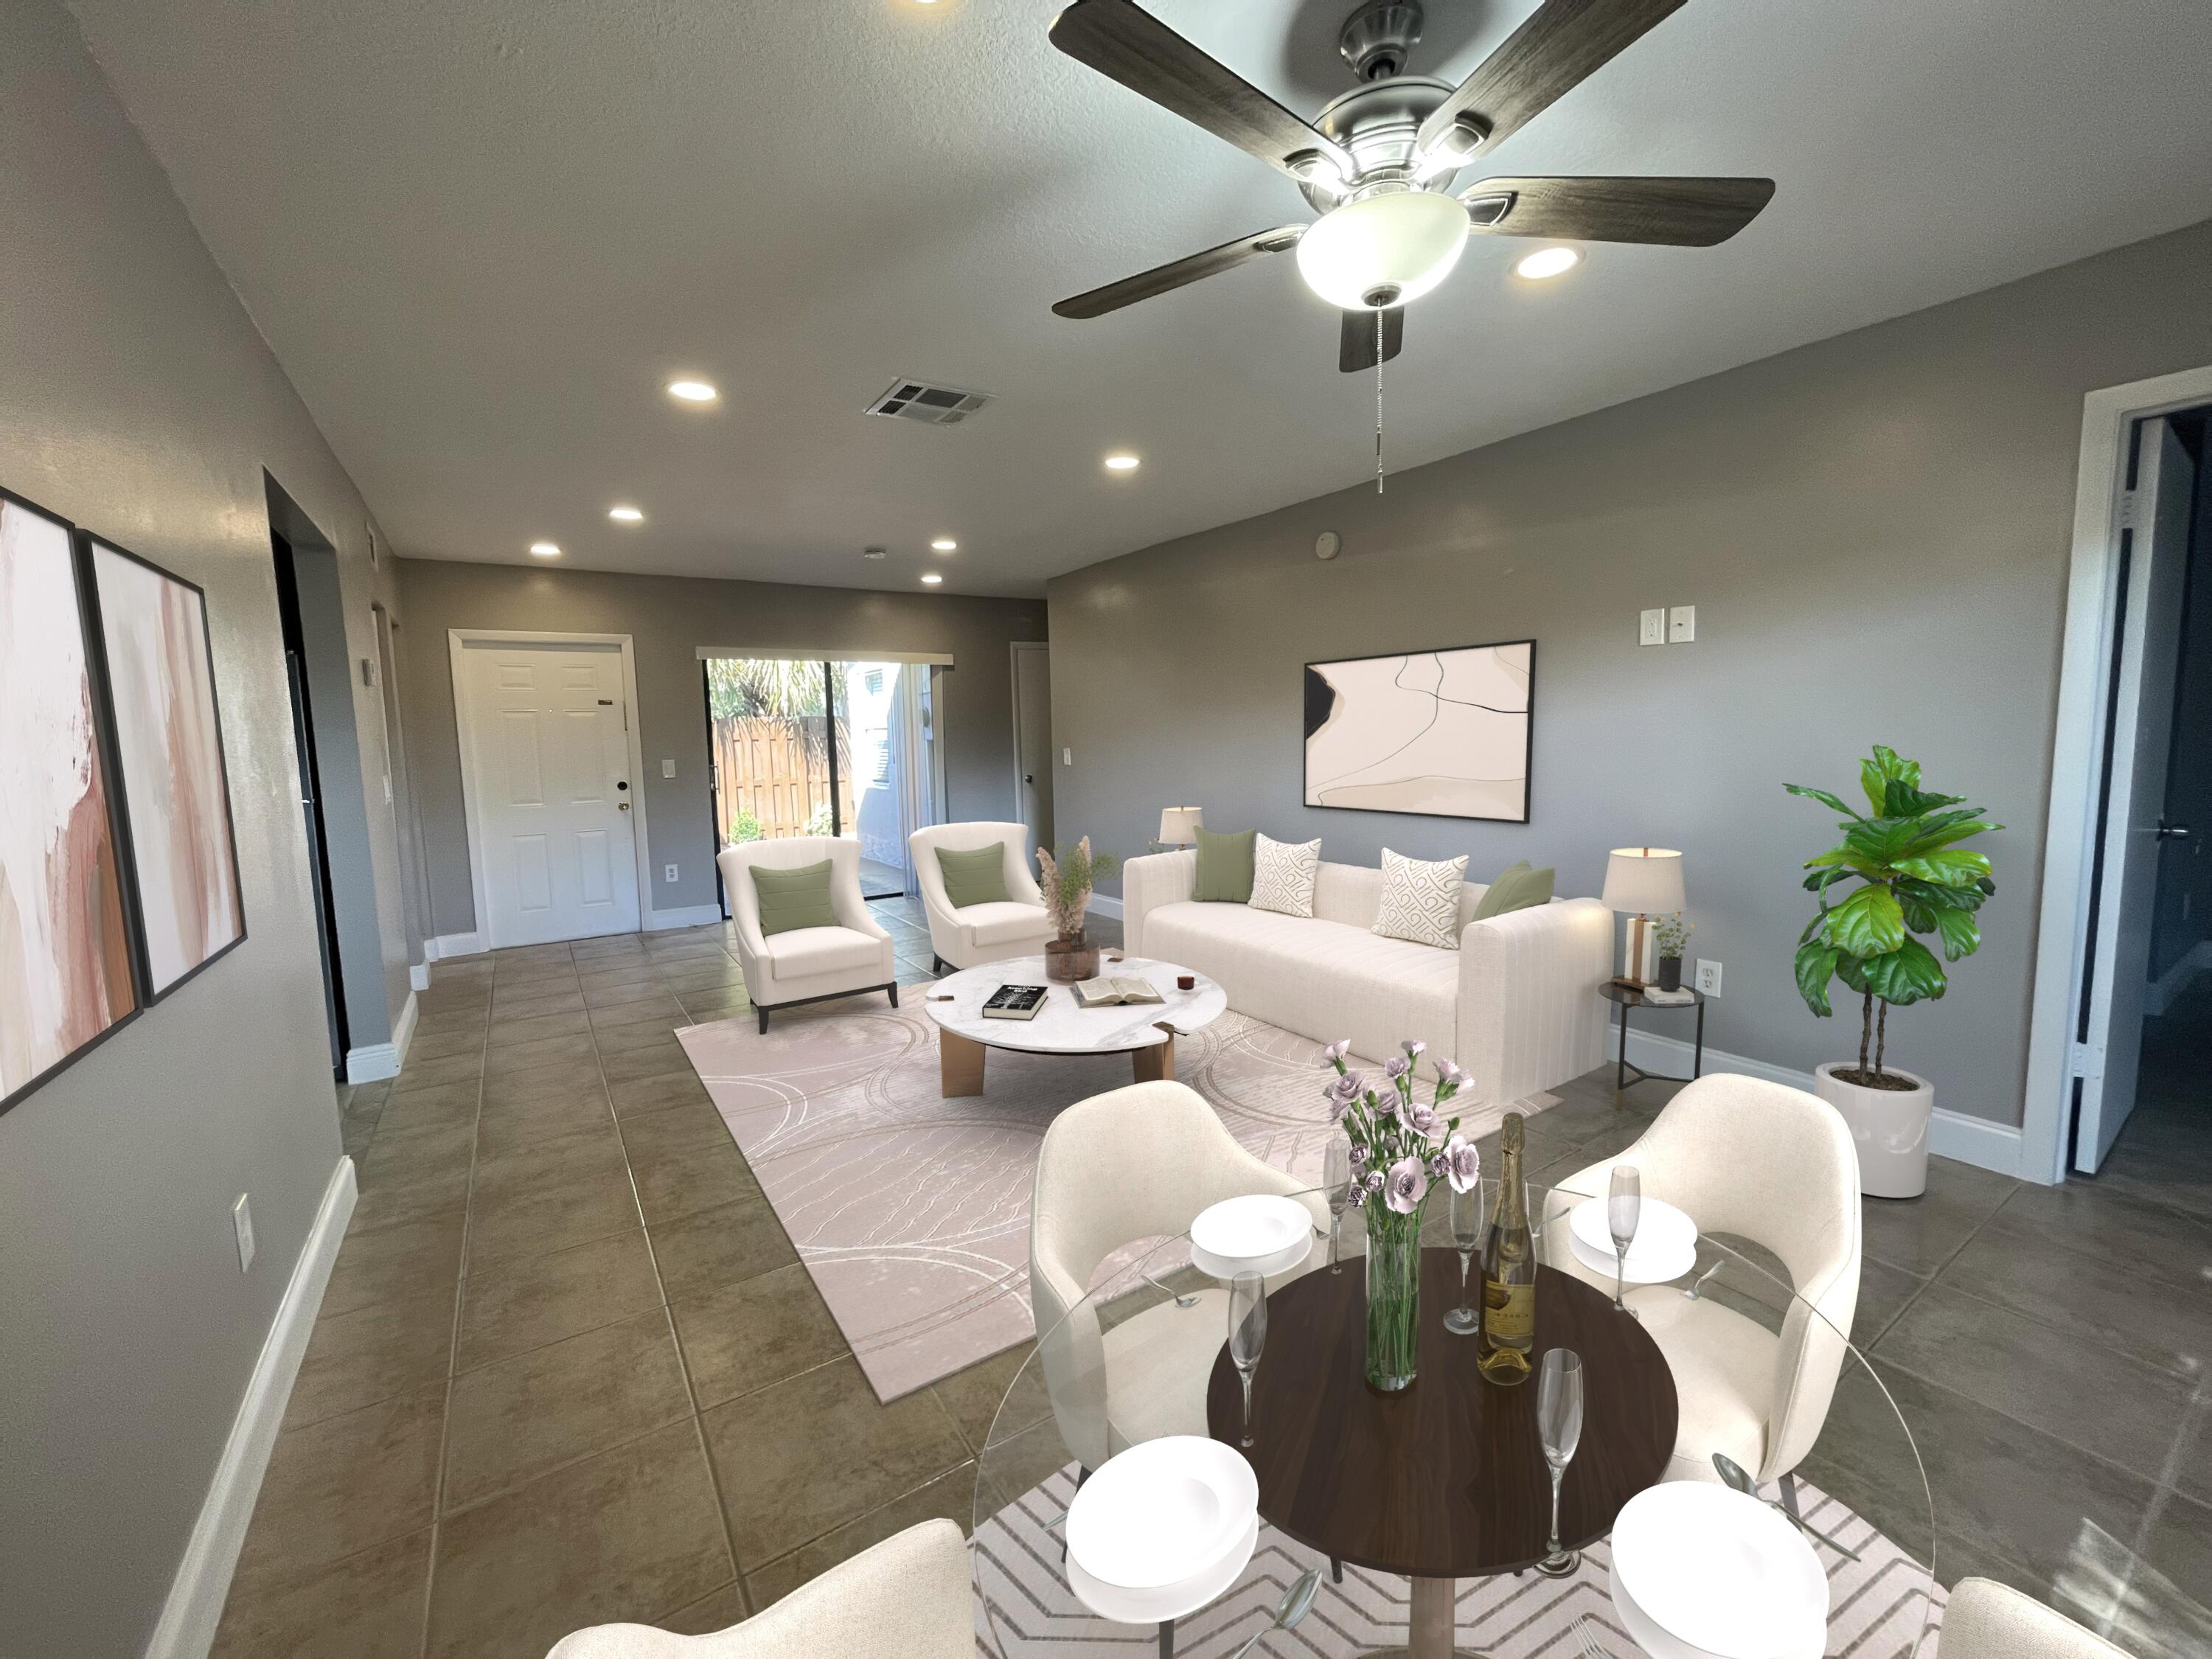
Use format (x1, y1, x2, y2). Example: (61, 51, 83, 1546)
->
(972, 1169, 1935, 1659)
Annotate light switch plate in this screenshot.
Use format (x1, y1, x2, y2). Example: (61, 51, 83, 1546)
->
(1695, 959, 1722, 996)
(661, 759, 675, 779)
(664, 863, 679, 884)
(232, 1194, 255, 1272)
(1062, 747, 1072, 766)
(1639, 608, 1666, 647)
(1669, 605, 1697, 643)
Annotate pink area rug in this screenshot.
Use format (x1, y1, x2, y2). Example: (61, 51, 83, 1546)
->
(676, 998, 1556, 1400)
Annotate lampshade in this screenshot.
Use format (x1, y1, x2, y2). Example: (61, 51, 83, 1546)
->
(1158, 807, 1203, 845)
(1601, 847, 1686, 914)
(1295, 189, 1468, 311)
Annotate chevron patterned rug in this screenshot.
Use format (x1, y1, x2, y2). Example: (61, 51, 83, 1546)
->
(975, 1463, 1944, 1658)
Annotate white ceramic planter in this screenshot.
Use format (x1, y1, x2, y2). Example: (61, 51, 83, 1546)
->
(1814, 1062, 1933, 1199)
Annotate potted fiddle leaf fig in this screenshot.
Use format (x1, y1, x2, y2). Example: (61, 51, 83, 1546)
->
(1786, 747, 2000, 1198)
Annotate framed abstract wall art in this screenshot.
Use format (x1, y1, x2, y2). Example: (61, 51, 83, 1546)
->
(1303, 640, 1535, 823)
(85, 535, 247, 1000)
(0, 490, 140, 1113)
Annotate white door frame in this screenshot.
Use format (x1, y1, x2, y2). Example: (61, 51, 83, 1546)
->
(448, 628, 655, 949)
(2022, 364, 2212, 1185)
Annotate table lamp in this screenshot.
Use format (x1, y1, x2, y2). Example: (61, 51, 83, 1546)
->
(1601, 847, 1686, 989)
(1158, 807, 1203, 849)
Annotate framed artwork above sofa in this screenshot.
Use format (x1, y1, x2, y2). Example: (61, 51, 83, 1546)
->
(1302, 640, 1534, 823)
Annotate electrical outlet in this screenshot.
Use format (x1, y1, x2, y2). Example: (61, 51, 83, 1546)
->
(661, 758, 675, 779)
(1669, 605, 1697, 643)
(1638, 608, 1666, 647)
(232, 1194, 255, 1272)
(664, 863, 679, 884)
(1062, 747, 1072, 766)
(1695, 959, 1722, 996)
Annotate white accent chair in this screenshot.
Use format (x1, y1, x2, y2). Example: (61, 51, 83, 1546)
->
(910, 821, 1054, 973)
(1030, 1080, 1328, 1472)
(715, 837, 897, 1033)
(544, 1518, 970, 1658)
(1544, 1074, 1861, 1492)
(1940, 1579, 2133, 1659)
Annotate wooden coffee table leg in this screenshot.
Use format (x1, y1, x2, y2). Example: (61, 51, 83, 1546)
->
(1130, 1035, 1175, 1085)
(939, 1029, 986, 1097)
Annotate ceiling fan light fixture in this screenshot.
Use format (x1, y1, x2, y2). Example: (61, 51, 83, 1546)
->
(1296, 189, 1467, 312)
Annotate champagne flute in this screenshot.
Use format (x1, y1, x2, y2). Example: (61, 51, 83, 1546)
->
(1443, 1180, 1486, 1335)
(1534, 1348, 1585, 1577)
(1228, 1270, 1267, 1449)
(1608, 1165, 1642, 1321)
(1324, 1138, 1352, 1273)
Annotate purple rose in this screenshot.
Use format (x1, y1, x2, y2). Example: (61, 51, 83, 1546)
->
(1436, 1059, 1469, 1091)
(1335, 1069, 1367, 1099)
(1428, 1152, 1449, 1180)
(1442, 1134, 1481, 1194)
(1384, 1156, 1429, 1214)
(1404, 1101, 1442, 1137)
(1321, 1039, 1352, 1065)
(1402, 1039, 1427, 1059)
(1349, 1140, 1368, 1166)
(1371, 1090, 1398, 1118)
(1384, 1056, 1410, 1082)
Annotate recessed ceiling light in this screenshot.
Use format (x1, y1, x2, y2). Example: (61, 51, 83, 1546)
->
(1104, 452, 1141, 472)
(529, 541, 561, 558)
(1514, 246, 1580, 281)
(930, 537, 958, 552)
(608, 505, 644, 523)
(862, 546, 887, 561)
(920, 571, 944, 585)
(666, 379, 719, 403)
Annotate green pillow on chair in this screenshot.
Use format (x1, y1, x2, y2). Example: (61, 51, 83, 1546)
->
(935, 844, 1011, 908)
(1470, 859, 1554, 920)
(751, 860, 838, 936)
(1193, 827, 1256, 903)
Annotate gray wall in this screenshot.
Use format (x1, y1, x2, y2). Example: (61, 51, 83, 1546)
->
(0, 5, 411, 1654)
(1048, 216, 2212, 1133)
(394, 559, 1049, 936)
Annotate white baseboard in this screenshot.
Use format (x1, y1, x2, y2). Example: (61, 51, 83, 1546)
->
(144, 1156, 356, 1659)
(647, 903, 726, 931)
(2146, 939, 2212, 1018)
(1610, 1022, 2024, 1179)
(431, 931, 484, 960)
(408, 960, 431, 991)
(389, 990, 417, 1073)
(344, 988, 415, 1084)
(1087, 894, 1124, 921)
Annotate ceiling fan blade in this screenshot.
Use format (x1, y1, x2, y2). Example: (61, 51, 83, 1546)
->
(1466, 175, 1775, 246)
(1417, 0, 1688, 159)
(1338, 308, 1405, 373)
(1050, 0, 1354, 185)
(1054, 225, 1306, 319)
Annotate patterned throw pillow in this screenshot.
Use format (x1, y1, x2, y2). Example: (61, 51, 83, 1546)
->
(1371, 848, 1470, 950)
(1248, 833, 1323, 918)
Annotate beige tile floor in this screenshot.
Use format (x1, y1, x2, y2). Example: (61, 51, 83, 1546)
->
(211, 907, 2211, 1658)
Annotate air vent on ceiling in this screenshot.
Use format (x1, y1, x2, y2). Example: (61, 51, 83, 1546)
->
(867, 379, 992, 427)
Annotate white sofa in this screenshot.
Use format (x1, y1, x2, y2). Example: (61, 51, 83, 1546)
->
(715, 836, 897, 1032)
(909, 821, 1054, 972)
(1122, 849, 1610, 1105)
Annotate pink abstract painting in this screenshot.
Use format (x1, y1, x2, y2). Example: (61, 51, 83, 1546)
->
(91, 540, 245, 995)
(0, 496, 137, 1110)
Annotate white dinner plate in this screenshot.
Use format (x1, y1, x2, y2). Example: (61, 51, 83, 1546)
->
(1570, 1194, 1698, 1263)
(1065, 1436, 1258, 1593)
(1610, 1483, 1828, 1659)
(1570, 1228, 1697, 1284)
(1068, 1514, 1260, 1626)
(1610, 1559, 1823, 1659)
(1189, 1194, 1315, 1281)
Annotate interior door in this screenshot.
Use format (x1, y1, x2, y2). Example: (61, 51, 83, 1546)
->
(2077, 417, 2196, 1171)
(1012, 643, 1054, 852)
(462, 641, 641, 947)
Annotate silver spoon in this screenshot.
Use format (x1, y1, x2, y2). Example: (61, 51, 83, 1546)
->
(1142, 1270, 1201, 1309)
(1225, 1566, 1324, 1659)
(1682, 1260, 1726, 1300)
(1711, 1454, 1860, 1560)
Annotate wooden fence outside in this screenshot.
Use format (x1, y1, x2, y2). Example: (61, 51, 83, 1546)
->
(712, 714, 854, 843)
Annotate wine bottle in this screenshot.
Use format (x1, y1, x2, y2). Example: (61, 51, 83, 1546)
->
(1478, 1110, 1537, 1386)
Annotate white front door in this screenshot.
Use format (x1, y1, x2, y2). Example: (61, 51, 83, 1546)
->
(462, 641, 641, 947)
(2076, 417, 2196, 1171)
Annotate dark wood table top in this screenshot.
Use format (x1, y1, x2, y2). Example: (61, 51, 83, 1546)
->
(1205, 1252, 1678, 1579)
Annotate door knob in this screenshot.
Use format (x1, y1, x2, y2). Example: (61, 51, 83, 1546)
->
(619, 801, 631, 811)
(2155, 821, 2189, 840)
(1023, 774, 1034, 784)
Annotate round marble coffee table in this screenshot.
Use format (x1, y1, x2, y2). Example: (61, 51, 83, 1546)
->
(922, 954, 1227, 1098)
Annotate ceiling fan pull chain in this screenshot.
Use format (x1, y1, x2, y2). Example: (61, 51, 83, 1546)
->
(1374, 307, 1385, 495)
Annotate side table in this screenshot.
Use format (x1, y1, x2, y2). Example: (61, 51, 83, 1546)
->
(1598, 981, 1706, 1098)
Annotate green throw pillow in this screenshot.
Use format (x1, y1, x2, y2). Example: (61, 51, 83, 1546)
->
(751, 860, 838, 936)
(935, 844, 1011, 908)
(1193, 827, 1256, 903)
(1470, 859, 1554, 920)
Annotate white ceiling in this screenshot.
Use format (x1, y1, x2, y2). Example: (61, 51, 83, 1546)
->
(69, 0, 2212, 597)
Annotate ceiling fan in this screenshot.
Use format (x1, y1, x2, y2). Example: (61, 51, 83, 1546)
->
(1048, 0, 1775, 372)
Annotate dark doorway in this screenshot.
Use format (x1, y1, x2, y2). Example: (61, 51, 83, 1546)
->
(272, 532, 348, 1077)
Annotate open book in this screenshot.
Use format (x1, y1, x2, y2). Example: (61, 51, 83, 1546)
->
(1071, 975, 1165, 1010)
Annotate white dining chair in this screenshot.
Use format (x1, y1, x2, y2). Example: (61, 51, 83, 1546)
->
(715, 836, 897, 1032)
(910, 821, 1054, 973)
(543, 1518, 970, 1658)
(1938, 1578, 2134, 1659)
(1029, 1079, 1328, 1474)
(1545, 1073, 1861, 1495)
